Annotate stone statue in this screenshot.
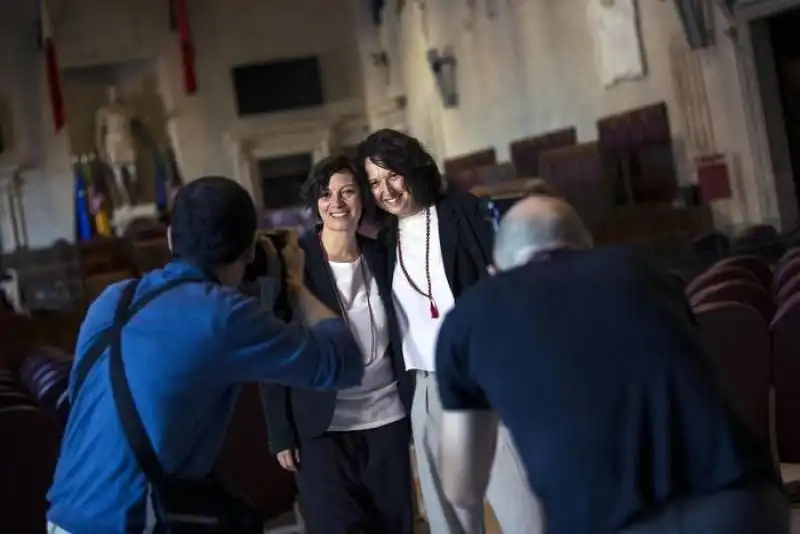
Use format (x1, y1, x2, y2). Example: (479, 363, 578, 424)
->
(95, 85, 138, 208)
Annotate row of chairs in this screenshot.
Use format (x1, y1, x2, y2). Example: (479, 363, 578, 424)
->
(16, 347, 71, 420)
(685, 252, 800, 465)
(685, 250, 800, 323)
(0, 368, 38, 410)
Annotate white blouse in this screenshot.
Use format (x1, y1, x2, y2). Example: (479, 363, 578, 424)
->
(327, 257, 406, 431)
(392, 206, 456, 372)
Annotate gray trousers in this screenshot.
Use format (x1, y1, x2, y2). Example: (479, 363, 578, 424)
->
(411, 371, 543, 534)
(620, 481, 790, 534)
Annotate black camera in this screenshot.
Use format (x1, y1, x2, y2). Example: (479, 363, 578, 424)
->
(242, 229, 293, 321)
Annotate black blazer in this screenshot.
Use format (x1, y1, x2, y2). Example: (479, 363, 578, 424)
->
(262, 230, 413, 454)
(380, 192, 495, 300)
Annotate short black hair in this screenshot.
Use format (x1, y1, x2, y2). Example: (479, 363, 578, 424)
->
(170, 176, 257, 267)
(301, 155, 370, 220)
(356, 129, 443, 209)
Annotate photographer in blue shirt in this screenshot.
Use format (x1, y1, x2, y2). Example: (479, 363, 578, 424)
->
(46, 176, 364, 534)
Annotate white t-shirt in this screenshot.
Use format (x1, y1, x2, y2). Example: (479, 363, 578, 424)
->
(327, 257, 406, 431)
(392, 206, 456, 372)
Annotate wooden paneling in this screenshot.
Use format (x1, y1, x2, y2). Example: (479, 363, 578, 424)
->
(509, 127, 578, 179)
(448, 162, 515, 192)
(539, 142, 614, 230)
(443, 148, 498, 179)
(597, 102, 678, 205)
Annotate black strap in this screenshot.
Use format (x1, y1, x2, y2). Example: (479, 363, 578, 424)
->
(72, 277, 205, 397)
(72, 276, 205, 485)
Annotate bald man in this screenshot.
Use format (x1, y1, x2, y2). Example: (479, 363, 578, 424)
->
(435, 196, 787, 534)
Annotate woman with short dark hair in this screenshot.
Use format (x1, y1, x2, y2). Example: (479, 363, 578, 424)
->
(357, 129, 541, 533)
(263, 155, 414, 534)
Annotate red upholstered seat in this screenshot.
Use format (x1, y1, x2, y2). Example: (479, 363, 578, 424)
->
(772, 294, 800, 461)
(714, 255, 772, 289)
(777, 247, 800, 268)
(772, 257, 800, 296)
(775, 272, 800, 308)
(0, 391, 38, 409)
(686, 266, 759, 298)
(18, 347, 72, 418)
(694, 302, 771, 450)
(690, 280, 775, 323)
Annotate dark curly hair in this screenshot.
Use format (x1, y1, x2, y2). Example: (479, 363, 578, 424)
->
(301, 155, 371, 221)
(169, 176, 257, 267)
(356, 129, 443, 209)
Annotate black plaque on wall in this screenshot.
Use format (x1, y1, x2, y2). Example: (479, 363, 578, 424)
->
(257, 152, 313, 210)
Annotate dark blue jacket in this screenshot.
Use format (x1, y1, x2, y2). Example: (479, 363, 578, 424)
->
(436, 246, 780, 534)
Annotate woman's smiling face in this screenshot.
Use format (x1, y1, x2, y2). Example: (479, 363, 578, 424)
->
(364, 158, 418, 217)
(317, 171, 362, 232)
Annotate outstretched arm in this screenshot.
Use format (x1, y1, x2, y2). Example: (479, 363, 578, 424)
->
(222, 290, 363, 390)
(435, 309, 497, 516)
(440, 410, 499, 508)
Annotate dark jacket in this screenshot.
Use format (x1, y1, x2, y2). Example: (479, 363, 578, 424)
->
(262, 231, 413, 454)
(379, 192, 495, 300)
(435, 246, 779, 534)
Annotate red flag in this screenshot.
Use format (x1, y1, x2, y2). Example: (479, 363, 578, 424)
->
(173, 0, 197, 94)
(41, 0, 65, 131)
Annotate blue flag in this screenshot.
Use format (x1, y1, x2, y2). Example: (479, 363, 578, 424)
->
(74, 162, 93, 241)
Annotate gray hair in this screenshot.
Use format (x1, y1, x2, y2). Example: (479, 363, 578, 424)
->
(493, 196, 593, 270)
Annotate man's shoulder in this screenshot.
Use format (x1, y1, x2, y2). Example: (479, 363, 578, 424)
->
(583, 244, 651, 269)
(133, 270, 258, 327)
(88, 272, 247, 322)
(84, 278, 135, 324)
(446, 271, 512, 325)
(462, 264, 526, 299)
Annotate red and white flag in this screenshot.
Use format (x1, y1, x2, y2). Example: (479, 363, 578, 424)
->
(173, 0, 197, 95)
(41, 0, 65, 132)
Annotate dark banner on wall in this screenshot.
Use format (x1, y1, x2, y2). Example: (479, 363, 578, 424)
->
(370, 0, 386, 25)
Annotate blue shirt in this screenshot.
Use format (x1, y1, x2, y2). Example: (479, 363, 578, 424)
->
(436, 247, 776, 534)
(47, 260, 363, 533)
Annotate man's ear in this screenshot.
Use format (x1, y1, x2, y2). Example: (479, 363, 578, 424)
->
(166, 225, 173, 253)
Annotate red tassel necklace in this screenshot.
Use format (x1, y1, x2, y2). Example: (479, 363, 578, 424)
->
(397, 208, 440, 319)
